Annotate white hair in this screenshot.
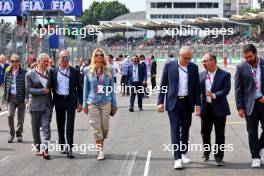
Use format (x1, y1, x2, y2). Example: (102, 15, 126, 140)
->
(37, 53, 49, 62)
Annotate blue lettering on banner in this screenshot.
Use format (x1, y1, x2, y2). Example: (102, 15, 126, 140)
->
(21, 0, 44, 15)
(0, 0, 14, 15)
(51, 0, 74, 14)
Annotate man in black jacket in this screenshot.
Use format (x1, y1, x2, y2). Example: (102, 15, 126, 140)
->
(199, 53, 231, 166)
(50, 50, 83, 159)
(150, 55, 157, 89)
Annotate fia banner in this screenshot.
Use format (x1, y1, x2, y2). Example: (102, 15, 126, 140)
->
(0, 0, 20, 16)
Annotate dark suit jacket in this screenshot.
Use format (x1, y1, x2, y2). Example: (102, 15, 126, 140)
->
(127, 63, 147, 85)
(235, 58, 264, 116)
(200, 68, 231, 117)
(50, 66, 83, 107)
(158, 60, 201, 112)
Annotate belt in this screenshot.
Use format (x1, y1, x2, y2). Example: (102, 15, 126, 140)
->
(10, 94, 16, 98)
(57, 94, 70, 99)
(177, 96, 188, 100)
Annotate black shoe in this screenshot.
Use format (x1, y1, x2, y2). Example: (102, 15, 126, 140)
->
(215, 158, 225, 166)
(0, 107, 2, 111)
(66, 151, 75, 159)
(202, 155, 209, 162)
(60, 151, 67, 154)
(139, 108, 143, 111)
(8, 136, 14, 143)
(17, 136, 22, 143)
(129, 107, 134, 112)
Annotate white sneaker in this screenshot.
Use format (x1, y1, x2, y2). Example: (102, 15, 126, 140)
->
(251, 158, 261, 168)
(97, 151, 104, 161)
(174, 159, 183, 169)
(182, 154, 191, 164)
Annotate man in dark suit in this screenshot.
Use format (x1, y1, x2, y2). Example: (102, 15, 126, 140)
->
(150, 55, 157, 89)
(0, 54, 9, 111)
(157, 46, 201, 169)
(200, 53, 231, 166)
(127, 55, 147, 112)
(140, 55, 149, 98)
(235, 44, 264, 168)
(50, 50, 83, 159)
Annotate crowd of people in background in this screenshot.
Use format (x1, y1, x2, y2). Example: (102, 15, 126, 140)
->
(101, 30, 264, 50)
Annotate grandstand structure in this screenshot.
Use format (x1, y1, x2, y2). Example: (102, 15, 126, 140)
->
(87, 11, 264, 63)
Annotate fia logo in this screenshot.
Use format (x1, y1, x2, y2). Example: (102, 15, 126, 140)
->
(0, 0, 14, 15)
(21, 0, 44, 14)
(51, 0, 74, 14)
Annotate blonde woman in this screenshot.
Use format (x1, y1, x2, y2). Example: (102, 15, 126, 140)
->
(83, 48, 117, 160)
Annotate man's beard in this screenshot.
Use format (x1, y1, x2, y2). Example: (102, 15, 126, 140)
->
(247, 59, 257, 66)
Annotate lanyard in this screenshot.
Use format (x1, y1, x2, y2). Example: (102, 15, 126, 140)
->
(58, 67, 70, 79)
(36, 68, 48, 80)
(178, 65, 188, 74)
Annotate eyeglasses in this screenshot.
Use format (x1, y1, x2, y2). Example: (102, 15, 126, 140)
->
(11, 60, 19, 63)
(61, 56, 70, 61)
(95, 54, 104, 57)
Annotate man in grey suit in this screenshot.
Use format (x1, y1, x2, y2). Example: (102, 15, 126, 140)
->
(235, 44, 264, 168)
(26, 53, 53, 160)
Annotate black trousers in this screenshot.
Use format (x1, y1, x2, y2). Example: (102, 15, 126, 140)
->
(201, 103, 226, 159)
(55, 95, 76, 151)
(168, 97, 192, 160)
(121, 75, 129, 95)
(130, 82, 143, 108)
(151, 75, 156, 90)
(246, 100, 264, 159)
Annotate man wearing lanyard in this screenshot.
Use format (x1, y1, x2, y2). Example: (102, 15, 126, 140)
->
(51, 50, 83, 159)
(3, 54, 27, 143)
(158, 46, 201, 169)
(235, 44, 264, 168)
(127, 55, 147, 112)
(200, 53, 231, 166)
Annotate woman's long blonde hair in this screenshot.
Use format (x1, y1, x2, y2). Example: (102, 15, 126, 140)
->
(89, 48, 112, 79)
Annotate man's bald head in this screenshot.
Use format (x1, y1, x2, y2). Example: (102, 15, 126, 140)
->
(179, 46, 193, 56)
(178, 46, 193, 66)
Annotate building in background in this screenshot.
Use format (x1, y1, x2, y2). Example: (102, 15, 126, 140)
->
(146, 0, 242, 21)
(239, 0, 253, 11)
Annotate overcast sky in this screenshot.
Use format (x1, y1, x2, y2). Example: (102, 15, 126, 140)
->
(0, 0, 260, 24)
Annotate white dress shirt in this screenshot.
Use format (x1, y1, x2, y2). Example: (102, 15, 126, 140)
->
(10, 68, 19, 95)
(205, 69, 217, 103)
(177, 61, 188, 96)
(36, 68, 48, 88)
(132, 64, 139, 82)
(56, 67, 70, 95)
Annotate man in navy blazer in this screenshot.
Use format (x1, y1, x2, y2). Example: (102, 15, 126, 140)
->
(127, 55, 147, 112)
(50, 50, 83, 159)
(199, 53, 231, 166)
(157, 46, 201, 169)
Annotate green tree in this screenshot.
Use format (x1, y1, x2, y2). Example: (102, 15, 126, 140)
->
(240, 7, 263, 15)
(258, 0, 264, 9)
(81, 1, 130, 26)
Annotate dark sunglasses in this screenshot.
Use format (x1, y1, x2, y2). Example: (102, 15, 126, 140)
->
(11, 60, 19, 63)
(95, 54, 104, 57)
(61, 56, 70, 60)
